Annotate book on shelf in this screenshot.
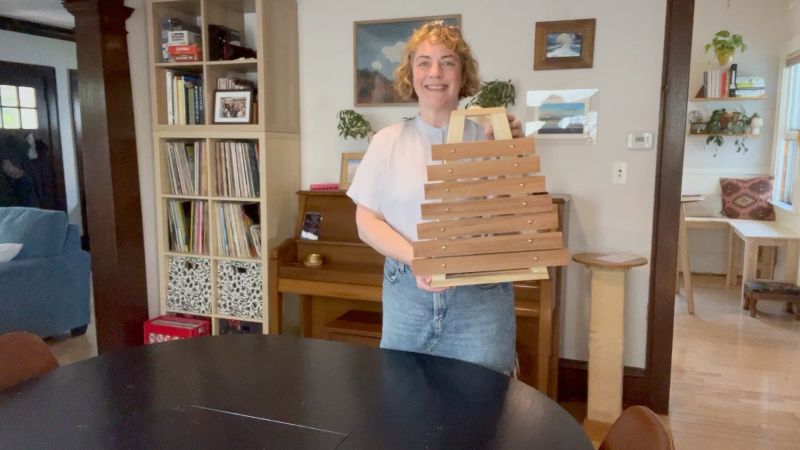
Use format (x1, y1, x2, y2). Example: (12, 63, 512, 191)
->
(216, 76, 255, 91)
(697, 65, 764, 99)
(167, 200, 207, 254)
(215, 141, 260, 198)
(165, 140, 205, 195)
(215, 203, 260, 258)
(250, 224, 262, 257)
(165, 71, 204, 124)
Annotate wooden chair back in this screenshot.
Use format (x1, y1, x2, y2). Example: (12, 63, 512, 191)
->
(599, 405, 674, 450)
(0, 331, 59, 391)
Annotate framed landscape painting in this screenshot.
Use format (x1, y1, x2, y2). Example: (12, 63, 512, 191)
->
(354, 15, 460, 106)
(533, 19, 596, 70)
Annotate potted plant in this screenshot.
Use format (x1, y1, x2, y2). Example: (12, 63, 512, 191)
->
(704, 108, 754, 154)
(336, 109, 374, 141)
(466, 79, 516, 108)
(704, 30, 747, 66)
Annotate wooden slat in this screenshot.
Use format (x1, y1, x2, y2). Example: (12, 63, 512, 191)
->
(412, 249, 570, 275)
(425, 176, 546, 200)
(417, 211, 559, 239)
(455, 106, 506, 117)
(430, 267, 549, 287)
(421, 194, 553, 219)
(427, 156, 540, 181)
(431, 138, 534, 161)
(414, 231, 563, 258)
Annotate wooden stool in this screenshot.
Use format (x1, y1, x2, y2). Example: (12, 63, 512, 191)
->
(573, 252, 647, 425)
(323, 310, 382, 347)
(743, 280, 800, 319)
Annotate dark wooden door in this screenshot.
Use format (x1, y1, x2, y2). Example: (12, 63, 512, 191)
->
(0, 60, 65, 211)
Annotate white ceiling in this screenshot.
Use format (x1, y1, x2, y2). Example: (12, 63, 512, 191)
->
(0, 0, 74, 29)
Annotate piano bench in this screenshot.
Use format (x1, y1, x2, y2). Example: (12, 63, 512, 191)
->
(324, 310, 383, 347)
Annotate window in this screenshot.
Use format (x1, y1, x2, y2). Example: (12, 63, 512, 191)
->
(773, 36, 800, 208)
(0, 84, 38, 130)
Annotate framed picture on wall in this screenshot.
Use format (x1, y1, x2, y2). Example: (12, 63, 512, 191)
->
(340, 152, 365, 189)
(533, 19, 596, 70)
(353, 14, 460, 106)
(525, 89, 598, 141)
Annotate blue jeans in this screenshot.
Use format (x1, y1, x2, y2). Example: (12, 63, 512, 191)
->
(380, 257, 516, 374)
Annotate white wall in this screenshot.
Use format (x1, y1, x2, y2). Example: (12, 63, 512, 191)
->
(789, 0, 800, 38)
(0, 30, 81, 228)
(298, 0, 667, 367)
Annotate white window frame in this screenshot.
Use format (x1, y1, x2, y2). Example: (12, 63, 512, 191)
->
(772, 34, 800, 213)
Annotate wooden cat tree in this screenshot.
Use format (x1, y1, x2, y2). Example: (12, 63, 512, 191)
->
(412, 107, 569, 287)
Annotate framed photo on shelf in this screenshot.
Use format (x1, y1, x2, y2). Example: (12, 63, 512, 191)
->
(354, 14, 460, 106)
(340, 152, 365, 189)
(533, 19, 596, 70)
(300, 212, 322, 241)
(213, 89, 253, 124)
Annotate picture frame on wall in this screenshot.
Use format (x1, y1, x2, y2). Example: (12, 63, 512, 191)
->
(340, 152, 365, 189)
(354, 14, 460, 106)
(213, 89, 253, 124)
(533, 19, 596, 70)
(525, 89, 598, 141)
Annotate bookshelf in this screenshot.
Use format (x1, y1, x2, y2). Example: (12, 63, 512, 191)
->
(691, 96, 766, 102)
(147, 0, 300, 335)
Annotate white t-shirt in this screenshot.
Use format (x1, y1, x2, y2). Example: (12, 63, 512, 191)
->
(347, 116, 485, 242)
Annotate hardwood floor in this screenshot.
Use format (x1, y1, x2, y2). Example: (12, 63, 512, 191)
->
(667, 274, 800, 449)
(44, 274, 800, 449)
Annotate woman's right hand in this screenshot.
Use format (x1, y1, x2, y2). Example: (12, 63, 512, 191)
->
(416, 275, 449, 293)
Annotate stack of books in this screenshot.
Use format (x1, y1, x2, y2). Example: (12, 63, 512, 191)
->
(161, 17, 202, 63)
(735, 76, 766, 98)
(216, 76, 255, 91)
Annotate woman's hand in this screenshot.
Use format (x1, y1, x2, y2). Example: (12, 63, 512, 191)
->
(415, 275, 449, 293)
(485, 112, 524, 139)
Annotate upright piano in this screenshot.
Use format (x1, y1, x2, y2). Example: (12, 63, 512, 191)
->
(269, 190, 569, 398)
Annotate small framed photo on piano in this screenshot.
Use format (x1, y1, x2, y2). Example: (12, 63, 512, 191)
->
(300, 211, 322, 240)
(340, 152, 365, 190)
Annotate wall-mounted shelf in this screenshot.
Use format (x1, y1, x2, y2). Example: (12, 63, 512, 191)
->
(691, 96, 766, 102)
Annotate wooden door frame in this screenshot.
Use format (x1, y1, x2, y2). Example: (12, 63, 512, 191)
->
(0, 60, 67, 212)
(644, 0, 694, 413)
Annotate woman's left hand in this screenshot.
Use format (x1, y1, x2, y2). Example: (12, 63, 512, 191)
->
(485, 112, 524, 139)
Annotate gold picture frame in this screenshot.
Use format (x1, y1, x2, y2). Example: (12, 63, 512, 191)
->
(533, 19, 596, 70)
(339, 152, 365, 190)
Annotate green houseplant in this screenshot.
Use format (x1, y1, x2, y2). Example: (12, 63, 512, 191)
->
(336, 109, 374, 140)
(704, 30, 747, 65)
(704, 108, 754, 154)
(466, 79, 516, 108)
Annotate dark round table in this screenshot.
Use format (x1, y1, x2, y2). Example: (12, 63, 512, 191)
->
(0, 334, 592, 449)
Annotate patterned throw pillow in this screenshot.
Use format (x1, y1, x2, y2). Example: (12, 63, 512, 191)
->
(719, 177, 775, 220)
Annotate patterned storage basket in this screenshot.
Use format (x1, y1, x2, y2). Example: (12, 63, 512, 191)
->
(217, 261, 263, 319)
(167, 256, 212, 314)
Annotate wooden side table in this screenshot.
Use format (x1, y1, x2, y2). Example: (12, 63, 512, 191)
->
(573, 252, 647, 425)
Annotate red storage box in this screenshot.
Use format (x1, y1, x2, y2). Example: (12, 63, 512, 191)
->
(143, 315, 210, 344)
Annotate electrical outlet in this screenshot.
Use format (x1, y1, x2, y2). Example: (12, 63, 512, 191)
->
(613, 162, 627, 184)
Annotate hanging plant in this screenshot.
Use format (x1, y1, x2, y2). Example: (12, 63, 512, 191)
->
(466, 79, 516, 108)
(336, 109, 374, 140)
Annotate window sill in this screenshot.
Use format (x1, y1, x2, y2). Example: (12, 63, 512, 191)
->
(770, 199, 797, 214)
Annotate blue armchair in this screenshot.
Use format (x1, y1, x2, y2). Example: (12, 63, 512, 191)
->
(0, 207, 91, 337)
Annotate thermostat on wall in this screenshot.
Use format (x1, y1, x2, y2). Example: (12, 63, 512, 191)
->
(627, 132, 653, 149)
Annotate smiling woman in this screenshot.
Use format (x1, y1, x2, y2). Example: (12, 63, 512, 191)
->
(345, 21, 524, 375)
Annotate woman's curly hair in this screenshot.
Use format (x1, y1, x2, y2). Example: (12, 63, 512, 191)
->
(393, 21, 480, 101)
